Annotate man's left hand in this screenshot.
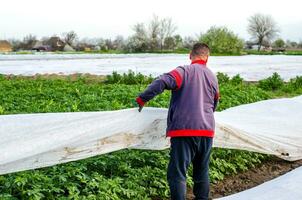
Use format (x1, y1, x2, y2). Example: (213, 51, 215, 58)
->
(135, 97, 145, 112)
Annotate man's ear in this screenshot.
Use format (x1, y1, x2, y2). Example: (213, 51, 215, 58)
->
(205, 55, 209, 63)
(189, 52, 192, 60)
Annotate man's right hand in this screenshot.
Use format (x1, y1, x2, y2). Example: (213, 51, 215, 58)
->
(135, 97, 145, 112)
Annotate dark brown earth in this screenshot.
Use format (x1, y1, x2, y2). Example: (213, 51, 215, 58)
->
(187, 157, 302, 200)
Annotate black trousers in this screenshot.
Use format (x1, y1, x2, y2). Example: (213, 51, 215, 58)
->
(167, 137, 213, 200)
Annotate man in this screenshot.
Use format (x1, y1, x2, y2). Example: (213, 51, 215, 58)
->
(135, 43, 219, 200)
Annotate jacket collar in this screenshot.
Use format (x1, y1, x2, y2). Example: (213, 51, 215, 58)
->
(191, 59, 207, 65)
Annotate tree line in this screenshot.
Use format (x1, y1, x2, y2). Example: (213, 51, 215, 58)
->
(6, 14, 302, 54)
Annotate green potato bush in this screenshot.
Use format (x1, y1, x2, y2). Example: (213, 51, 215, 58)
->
(0, 72, 301, 199)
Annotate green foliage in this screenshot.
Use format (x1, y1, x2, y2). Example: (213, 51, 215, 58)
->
(200, 26, 244, 54)
(258, 72, 284, 90)
(245, 49, 302, 56)
(105, 70, 154, 85)
(230, 74, 244, 85)
(278, 76, 302, 95)
(273, 38, 285, 48)
(0, 150, 164, 199)
(209, 148, 268, 182)
(217, 72, 230, 84)
(284, 50, 302, 56)
(289, 76, 302, 89)
(0, 72, 301, 199)
(245, 50, 276, 55)
(218, 84, 269, 110)
(217, 73, 243, 85)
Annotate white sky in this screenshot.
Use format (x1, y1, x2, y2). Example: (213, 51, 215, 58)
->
(0, 0, 302, 41)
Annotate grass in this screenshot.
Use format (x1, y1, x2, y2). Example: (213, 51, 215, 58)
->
(284, 50, 302, 55)
(246, 49, 302, 56)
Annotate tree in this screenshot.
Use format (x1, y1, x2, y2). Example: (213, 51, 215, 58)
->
(286, 40, 298, 48)
(164, 36, 176, 50)
(41, 36, 50, 43)
(173, 34, 183, 48)
(129, 15, 178, 52)
(247, 13, 279, 51)
(148, 15, 161, 51)
(62, 31, 78, 46)
(113, 35, 125, 51)
(96, 38, 107, 50)
(22, 34, 37, 50)
(273, 38, 285, 48)
(126, 23, 149, 52)
(8, 38, 22, 51)
(104, 39, 114, 50)
(199, 26, 244, 54)
(158, 17, 177, 51)
(183, 36, 197, 49)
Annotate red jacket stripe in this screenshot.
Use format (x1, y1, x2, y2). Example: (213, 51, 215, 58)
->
(167, 130, 214, 137)
(169, 70, 183, 89)
(136, 97, 145, 106)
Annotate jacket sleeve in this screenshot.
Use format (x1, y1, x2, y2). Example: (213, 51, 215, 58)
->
(139, 67, 184, 103)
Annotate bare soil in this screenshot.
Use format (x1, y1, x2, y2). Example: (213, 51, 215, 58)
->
(187, 157, 302, 199)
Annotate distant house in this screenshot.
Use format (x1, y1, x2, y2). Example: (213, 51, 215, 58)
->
(46, 37, 65, 51)
(63, 44, 75, 52)
(0, 40, 12, 52)
(32, 41, 52, 52)
(32, 37, 68, 52)
(93, 46, 101, 51)
(75, 43, 96, 51)
(245, 41, 262, 50)
(251, 45, 259, 50)
(245, 41, 272, 51)
(32, 40, 43, 49)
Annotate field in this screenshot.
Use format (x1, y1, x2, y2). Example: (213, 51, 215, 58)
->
(2, 48, 300, 57)
(0, 72, 302, 199)
(245, 49, 302, 56)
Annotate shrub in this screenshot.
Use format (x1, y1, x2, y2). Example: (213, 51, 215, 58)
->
(105, 70, 153, 85)
(217, 73, 243, 85)
(273, 38, 285, 48)
(258, 72, 284, 90)
(199, 26, 244, 54)
(289, 76, 302, 89)
(217, 72, 230, 84)
(230, 74, 243, 85)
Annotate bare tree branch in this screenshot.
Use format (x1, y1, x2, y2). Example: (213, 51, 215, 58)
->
(62, 31, 78, 46)
(247, 13, 279, 51)
(159, 18, 177, 50)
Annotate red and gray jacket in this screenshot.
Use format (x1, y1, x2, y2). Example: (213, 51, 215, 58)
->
(137, 59, 220, 138)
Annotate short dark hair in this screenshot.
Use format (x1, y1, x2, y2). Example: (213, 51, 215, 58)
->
(191, 43, 210, 57)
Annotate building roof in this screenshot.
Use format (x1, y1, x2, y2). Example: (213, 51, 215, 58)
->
(0, 40, 12, 52)
(0, 40, 12, 48)
(32, 41, 43, 49)
(63, 44, 75, 51)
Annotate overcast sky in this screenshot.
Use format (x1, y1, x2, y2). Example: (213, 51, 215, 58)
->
(1, 0, 301, 41)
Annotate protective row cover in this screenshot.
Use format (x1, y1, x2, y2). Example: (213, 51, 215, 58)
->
(0, 96, 302, 175)
(217, 166, 302, 200)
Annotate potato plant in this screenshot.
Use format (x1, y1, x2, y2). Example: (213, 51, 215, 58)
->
(0, 73, 301, 199)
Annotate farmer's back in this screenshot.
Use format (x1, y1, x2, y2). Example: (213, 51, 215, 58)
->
(136, 43, 219, 200)
(167, 60, 219, 137)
